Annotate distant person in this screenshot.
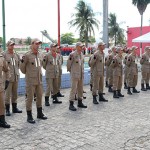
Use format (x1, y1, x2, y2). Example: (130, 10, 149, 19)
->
(105, 46, 117, 93)
(2, 40, 22, 116)
(0, 53, 11, 128)
(123, 47, 132, 89)
(90, 42, 108, 104)
(56, 46, 64, 97)
(67, 42, 87, 111)
(43, 43, 62, 106)
(126, 46, 140, 95)
(110, 47, 124, 98)
(105, 49, 112, 88)
(20, 38, 47, 123)
(140, 46, 150, 91)
(88, 48, 97, 91)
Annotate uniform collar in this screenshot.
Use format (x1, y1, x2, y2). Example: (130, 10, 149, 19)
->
(30, 49, 39, 55)
(75, 50, 82, 56)
(6, 50, 16, 55)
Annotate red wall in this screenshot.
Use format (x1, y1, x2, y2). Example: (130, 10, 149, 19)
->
(127, 26, 150, 56)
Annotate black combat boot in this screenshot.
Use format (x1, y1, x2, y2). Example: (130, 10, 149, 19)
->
(99, 93, 108, 102)
(113, 91, 119, 98)
(132, 87, 140, 93)
(37, 107, 47, 120)
(108, 85, 113, 93)
(27, 111, 35, 124)
(5, 104, 11, 116)
(93, 95, 98, 104)
(57, 91, 64, 97)
(45, 96, 50, 106)
(12, 103, 22, 113)
(127, 87, 132, 95)
(141, 83, 147, 91)
(78, 100, 87, 108)
(90, 84, 93, 91)
(117, 90, 124, 97)
(146, 83, 150, 90)
(0, 115, 11, 128)
(124, 83, 128, 89)
(105, 81, 108, 88)
(69, 101, 77, 111)
(53, 94, 62, 104)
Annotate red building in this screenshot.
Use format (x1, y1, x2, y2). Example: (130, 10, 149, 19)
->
(127, 26, 150, 56)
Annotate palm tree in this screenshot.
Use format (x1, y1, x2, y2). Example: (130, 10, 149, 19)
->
(108, 13, 125, 46)
(132, 0, 150, 35)
(68, 0, 100, 47)
(132, 0, 150, 56)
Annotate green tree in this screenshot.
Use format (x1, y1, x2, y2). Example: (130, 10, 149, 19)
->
(25, 37, 32, 45)
(68, 0, 100, 47)
(132, 0, 150, 35)
(61, 33, 75, 45)
(108, 13, 125, 46)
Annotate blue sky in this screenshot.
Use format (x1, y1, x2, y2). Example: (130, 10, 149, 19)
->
(0, 0, 150, 42)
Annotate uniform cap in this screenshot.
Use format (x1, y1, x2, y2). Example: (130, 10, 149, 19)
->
(50, 43, 58, 48)
(131, 46, 138, 51)
(6, 40, 15, 46)
(31, 38, 42, 44)
(98, 41, 106, 46)
(144, 46, 150, 51)
(116, 47, 122, 51)
(76, 42, 84, 47)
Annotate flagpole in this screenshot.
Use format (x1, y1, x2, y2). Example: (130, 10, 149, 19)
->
(58, 0, 60, 46)
(2, 0, 6, 50)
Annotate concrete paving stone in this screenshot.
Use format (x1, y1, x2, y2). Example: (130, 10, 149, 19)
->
(0, 74, 150, 149)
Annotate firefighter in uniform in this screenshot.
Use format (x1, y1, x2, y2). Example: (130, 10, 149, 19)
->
(123, 48, 131, 89)
(140, 46, 150, 91)
(20, 38, 47, 123)
(43, 43, 62, 106)
(0, 53, 11, 128)
(110, 47, 124, 98)
(90, 42, 108, 104)
(126, 46, 140, 95)
(105, 46, 117, 92)
(2, 40, 22, 116)
(67, 42, 87, 111)
(105, 49, 112, 88)
(88, 50, 95, 91)
(56, 46, 64, 97)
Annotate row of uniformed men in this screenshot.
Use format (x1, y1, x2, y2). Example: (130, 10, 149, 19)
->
(88, 43, 150, 105)
(0, 39, 149, 127)
(0, 38, 65, 128)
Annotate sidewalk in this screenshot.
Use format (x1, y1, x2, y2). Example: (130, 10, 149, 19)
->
(0, 75, 150, 150)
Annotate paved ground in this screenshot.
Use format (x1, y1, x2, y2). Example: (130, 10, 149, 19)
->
(0, 75, 150, 150)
